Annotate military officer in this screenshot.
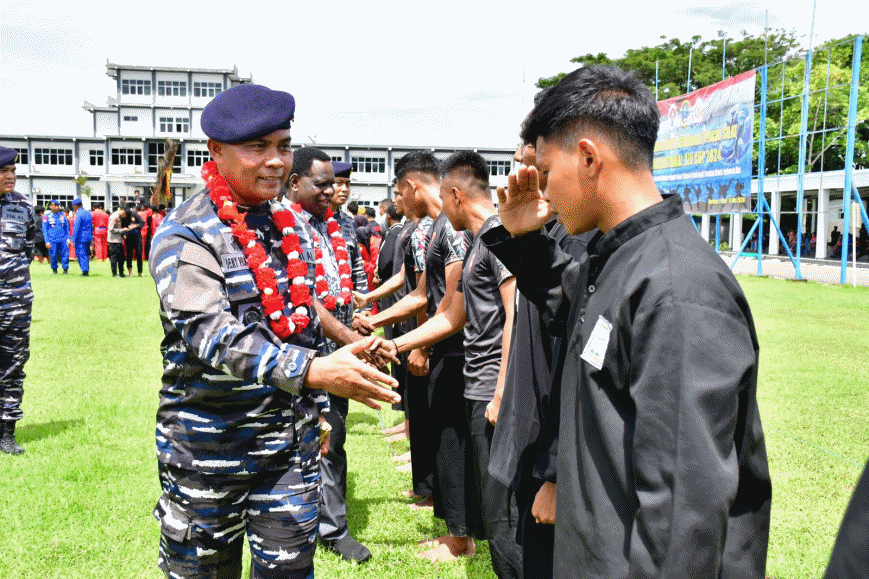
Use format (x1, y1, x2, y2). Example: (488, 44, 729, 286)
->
(149, 84, 399, 579)
(42, 198, 69, 274)
(0, 146, 35, 455)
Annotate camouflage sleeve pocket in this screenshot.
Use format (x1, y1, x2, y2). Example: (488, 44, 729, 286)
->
(174, 243, 225, 314)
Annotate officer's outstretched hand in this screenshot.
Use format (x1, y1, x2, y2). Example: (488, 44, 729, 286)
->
(497, 165, 551, 237)
(306, 336, 400, 410)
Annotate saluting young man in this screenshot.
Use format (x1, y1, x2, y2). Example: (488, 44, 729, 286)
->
(486, 65, 771, 579)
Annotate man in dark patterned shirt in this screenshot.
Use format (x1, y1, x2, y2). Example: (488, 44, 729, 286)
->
(0, 146, 35, 455)
(287, 148, 374, 563)
(149, 85, 398, 579)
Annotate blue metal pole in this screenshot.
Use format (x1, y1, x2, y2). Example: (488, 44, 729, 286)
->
(756, 65, 768, 276)
(731, 215, 763, 270)
(840, 35, 863, 283)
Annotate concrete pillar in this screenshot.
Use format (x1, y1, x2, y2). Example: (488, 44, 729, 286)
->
(816, 187, 829, 258)
(700, 214, 711, 243)
(732, 213, 743, 251)
(769, 189, 781, 256)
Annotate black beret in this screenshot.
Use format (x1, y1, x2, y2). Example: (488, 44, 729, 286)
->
(201, 84, 295, 143)
(0, 146, 18, 167)
(331, 161, 353, 178)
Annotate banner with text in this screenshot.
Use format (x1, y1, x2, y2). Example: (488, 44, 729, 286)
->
(654, 70, 756, 214)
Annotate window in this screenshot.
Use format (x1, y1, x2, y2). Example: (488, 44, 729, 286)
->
(121, 79, 151, 95)
(123, 115, 139, 122)
(148, 142, 182, 174)
(111, 148, 143, 166)
(351, 156, 386, 173)
(36, 193, 74, 209)
(187, 150, 211, 167)
(157, 80, 188, 97)
(15, 148, 28, 165)
(89, 150, 104, 166)
(488, 160, 512, 176)
(159, 116, 190, 134)
(331, 156, 344, 162)
(193, 81, 222, 97)
(34, 148, 73, 165)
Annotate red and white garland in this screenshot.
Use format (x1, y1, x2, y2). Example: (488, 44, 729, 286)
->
(289, 203, 353, 310)
(202, 161, 310, 339)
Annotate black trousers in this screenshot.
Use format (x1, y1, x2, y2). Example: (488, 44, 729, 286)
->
(406, 370, 434, 497)
(467, 398, 523, 578)
(109, 242, 126, 276)
(124, 232, 143, 274)
(318, 395, 349, 542)
(429, 355, 484, 539)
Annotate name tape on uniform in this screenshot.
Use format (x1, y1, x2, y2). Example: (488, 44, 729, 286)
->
(580, 315, 613, 371)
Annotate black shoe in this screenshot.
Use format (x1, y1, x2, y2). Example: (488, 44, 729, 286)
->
(81, 271, 89, 276)
(52, 269, 58, 274)
(0, 421, 25, 455)
(62, 269, 68, 275)
(323, 535, 372, 563)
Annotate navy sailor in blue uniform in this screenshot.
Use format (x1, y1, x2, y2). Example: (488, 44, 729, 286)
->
(0, 146, 35, 455)
(149, 84, 399, 579)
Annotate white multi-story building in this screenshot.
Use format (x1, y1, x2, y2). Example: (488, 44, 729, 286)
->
(1, 61, 515, 212)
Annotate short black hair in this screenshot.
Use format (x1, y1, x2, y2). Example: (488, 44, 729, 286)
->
(440, 151, 490, 198)
(364, 207, 376, 218)
(386, 203, 399, 220)
(394, 151, 440, 182)
(347, 201, 358, 215)
(520, 65, 659, 170)
(379, 198, 391, 207)
(291, 147, 331, 177)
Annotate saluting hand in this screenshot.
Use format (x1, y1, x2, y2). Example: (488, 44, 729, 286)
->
(497, 165, 552, 237)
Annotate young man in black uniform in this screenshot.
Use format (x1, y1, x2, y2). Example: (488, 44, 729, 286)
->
(485, 65, 771, 578)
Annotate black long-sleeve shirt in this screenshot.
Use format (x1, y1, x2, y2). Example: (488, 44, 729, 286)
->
(485, 195, 771, 579)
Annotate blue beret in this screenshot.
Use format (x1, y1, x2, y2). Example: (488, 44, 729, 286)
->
(332, 162, 353, 178)
(72, 198, 83, 206)
(50, 199, 59, 205)
(0, 146, 18, 167)
(201, 84, 295, 143)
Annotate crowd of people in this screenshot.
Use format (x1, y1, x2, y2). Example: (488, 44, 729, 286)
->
(1, 64, 867, 579)
(28, 193, 170, 277)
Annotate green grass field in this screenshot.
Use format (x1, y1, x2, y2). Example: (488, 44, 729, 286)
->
(1, 261, 866, 578)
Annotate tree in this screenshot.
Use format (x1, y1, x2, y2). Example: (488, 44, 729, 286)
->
(537, 31, 868, 174)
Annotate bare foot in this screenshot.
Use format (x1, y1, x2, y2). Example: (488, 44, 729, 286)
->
(392, 451, 412, 463)
(416, 537, 476, 562)
(382, 421, 406, 435)
(386, 431, 408, 442)
(396, 462, 413, 473)
(402, 489, 425, 498)
(409, 496, 434, 511)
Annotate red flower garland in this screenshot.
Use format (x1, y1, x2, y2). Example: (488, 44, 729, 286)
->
(290, 203, 353, 309)
(201, 161, 310, 339)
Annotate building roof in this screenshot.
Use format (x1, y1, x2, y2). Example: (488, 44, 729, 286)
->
(105, 61, 253, 83)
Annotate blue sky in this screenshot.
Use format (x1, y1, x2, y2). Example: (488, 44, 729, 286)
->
(1, 0, 864, 148)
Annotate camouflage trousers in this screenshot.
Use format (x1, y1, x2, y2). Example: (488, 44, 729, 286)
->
(0, 290, 31, 422)
(154, 425, 321, 579)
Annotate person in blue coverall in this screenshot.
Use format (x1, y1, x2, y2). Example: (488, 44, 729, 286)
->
(42, 199, 69, 274)
(70, 198, 93, 276)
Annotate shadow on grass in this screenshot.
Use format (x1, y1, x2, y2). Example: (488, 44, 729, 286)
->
(17, 419, 84, 444)
(346, 411, 379, 429)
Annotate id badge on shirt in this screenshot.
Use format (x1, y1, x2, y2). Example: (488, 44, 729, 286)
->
(581, 315, 612, 371)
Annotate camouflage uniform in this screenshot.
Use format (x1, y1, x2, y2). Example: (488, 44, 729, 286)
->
(150, 189, 330, 579)
(0, 189, 35, 428)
